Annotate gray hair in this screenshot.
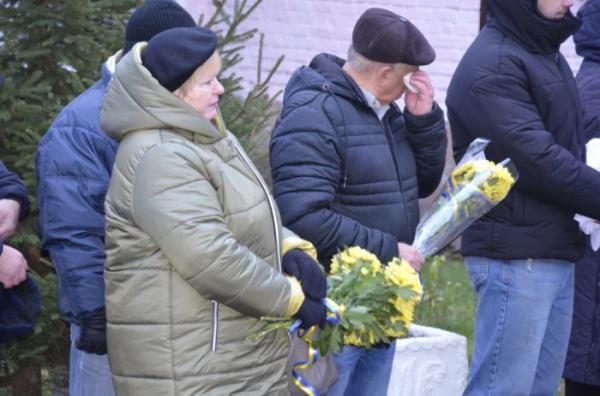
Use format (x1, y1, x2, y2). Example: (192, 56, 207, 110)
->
(346, 45, 377, 72)
(346, 45, 404, 73)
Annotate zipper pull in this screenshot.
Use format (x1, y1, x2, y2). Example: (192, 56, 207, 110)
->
(228, 138, 236, 157)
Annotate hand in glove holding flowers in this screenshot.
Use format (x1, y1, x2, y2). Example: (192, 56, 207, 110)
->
(294, 298, 327, 330)
(283, 249, 328, 329)
(283, 249, 327, 300)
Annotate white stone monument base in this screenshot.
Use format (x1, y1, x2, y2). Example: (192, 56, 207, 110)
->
(387, 324, 468, 396)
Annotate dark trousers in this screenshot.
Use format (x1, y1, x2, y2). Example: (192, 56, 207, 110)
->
(565, 379, 600, 396)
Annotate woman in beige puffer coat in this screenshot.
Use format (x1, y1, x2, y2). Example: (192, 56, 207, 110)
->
(100, 27, 327, 396)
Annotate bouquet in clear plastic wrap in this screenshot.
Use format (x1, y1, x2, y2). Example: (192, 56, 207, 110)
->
(412, 138, 519, 257)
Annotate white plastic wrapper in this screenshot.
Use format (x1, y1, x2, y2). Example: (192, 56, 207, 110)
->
(575, 138, 600, 251)
(412, 139, 518, 257)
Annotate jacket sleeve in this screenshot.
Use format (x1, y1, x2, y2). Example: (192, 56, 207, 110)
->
(583, 110, 600, 142)
(36, 128, 115, 319)
(578, 72, 600, 141)
(270, 103, 398, 266)
(130, 142, 294, 319)
(402, 103, 448, 198)
(457, 71, 600, 219)
(0, 160, 30, 219)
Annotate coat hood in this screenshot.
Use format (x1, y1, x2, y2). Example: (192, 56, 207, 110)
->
(488, 0, 581, 54)
(575, 0, 600, 62)
(283, 53, 368, 108)
(100, 43, 222, 143)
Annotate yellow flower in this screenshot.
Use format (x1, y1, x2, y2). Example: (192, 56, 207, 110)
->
(344, 331, 365, 346)
(385, 316, 408, 338)
(367, 330, 376, 344)
(360, 267, 370, 276)
(339, 251, 357, 267)
(451, 160, 496, 187)
(393, 296, 416, 323)
(370, 259, 382, 274)
(330, 259, 340, 275)
(480, 165, 515, 204)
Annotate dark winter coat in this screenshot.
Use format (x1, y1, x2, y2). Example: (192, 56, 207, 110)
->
(564, 0, 600, 385)
(36, 56, 118, 322)
(446, 0, 600, 263)
(0, 160, 30, 255)
(270, 53, 447, 267)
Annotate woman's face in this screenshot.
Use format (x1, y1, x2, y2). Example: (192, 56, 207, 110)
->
(175, 53, 225, 120)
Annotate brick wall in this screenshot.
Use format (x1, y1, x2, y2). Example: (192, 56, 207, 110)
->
(178, 0, 586, 111)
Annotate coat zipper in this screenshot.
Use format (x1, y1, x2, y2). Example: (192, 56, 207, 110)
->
(379, 111, 413, 236)
(227, 138, 292, 345)
(209, 110, 285, 351)
(226, 137, 283, 272)
(211, 300, 219, 352)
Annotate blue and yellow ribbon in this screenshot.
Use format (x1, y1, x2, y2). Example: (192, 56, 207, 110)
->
(289, 298, 341, 396)
(442, 178, 494, 223)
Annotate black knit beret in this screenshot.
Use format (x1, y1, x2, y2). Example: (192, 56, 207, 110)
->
(352, 8, 436, 66)
(123, 0, 196, 55)
(142, 26, 218, 92)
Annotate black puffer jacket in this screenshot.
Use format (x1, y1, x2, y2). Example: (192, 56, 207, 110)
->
(446, 0, 600, 262)
(270, 53, 447, 267)
(564, 0, 600, 386)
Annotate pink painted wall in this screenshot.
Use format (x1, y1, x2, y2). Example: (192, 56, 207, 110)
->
(177, 0, 586, 111)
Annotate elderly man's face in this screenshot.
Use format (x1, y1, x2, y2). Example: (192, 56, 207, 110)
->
(537, 0, 574, 19)
(376, 64, 418, 104)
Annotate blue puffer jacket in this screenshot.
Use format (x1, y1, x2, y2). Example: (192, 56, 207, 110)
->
(36, 58, 118, 322)
(564, 0, 600, 386)
(0, 161, 30, 255)
(270, 54, 447, 267)
(446, 0, 600, 263)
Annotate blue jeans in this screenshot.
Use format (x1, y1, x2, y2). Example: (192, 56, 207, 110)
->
(464, 257, 574, 396)
(69, 324, 116, 396)
(325, 340, 396, 396)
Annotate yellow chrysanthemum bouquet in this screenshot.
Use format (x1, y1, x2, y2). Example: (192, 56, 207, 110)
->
(412, 138, 519, 256)
(316, 247, 422, 356)
(251, 246, 422, 357)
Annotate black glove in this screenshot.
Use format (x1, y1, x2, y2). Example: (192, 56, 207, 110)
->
(283, 249, 327, 300)
(76, 308, 108, 355)
(294, 298, 327, 330)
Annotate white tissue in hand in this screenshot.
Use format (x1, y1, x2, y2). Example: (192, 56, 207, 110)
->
(403, 72, 419, 94)
(574, 138, 600, 251)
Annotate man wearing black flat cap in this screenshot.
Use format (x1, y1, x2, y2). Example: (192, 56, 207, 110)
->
(270, 8, 447, 395)
(36, 1, 197, 395)
(447, 0, 600, 395)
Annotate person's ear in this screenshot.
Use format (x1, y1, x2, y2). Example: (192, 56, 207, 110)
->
(375, 65, 394, 89)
